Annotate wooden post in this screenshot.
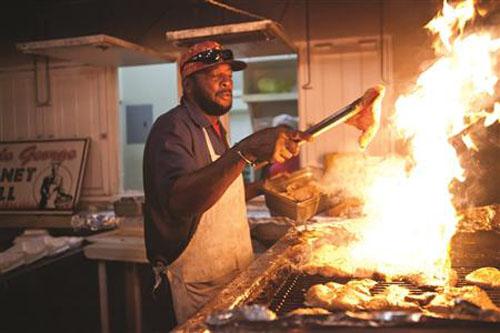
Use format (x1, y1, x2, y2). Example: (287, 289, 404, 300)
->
(98, 261, 110, 333)
(124, 262, 142, 333)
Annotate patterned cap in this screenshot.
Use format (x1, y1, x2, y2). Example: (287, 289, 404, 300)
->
(179, 40, 246, 80)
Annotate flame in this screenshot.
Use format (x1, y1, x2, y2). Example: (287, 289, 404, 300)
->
(327, 0, 500, 284)
(462, 134, 479, 151)
(425, 0, 476, 52)
(485, 103, 500, 126)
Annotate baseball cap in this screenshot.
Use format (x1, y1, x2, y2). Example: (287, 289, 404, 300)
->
(179, 41, 246, 80)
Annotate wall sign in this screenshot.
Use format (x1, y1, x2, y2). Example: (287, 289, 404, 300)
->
(0, 138, 90, 215)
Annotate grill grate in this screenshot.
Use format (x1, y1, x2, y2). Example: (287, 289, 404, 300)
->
(261, 266, 500, 316)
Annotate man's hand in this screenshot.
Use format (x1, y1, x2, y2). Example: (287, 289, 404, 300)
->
(237, 126, 311, 164)
(346, 85, 385, 149)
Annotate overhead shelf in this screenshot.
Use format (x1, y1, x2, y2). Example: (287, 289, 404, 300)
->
(16, 34, 175, 67)
(241, 92, 297, 103)
(165, 20, 297, 58)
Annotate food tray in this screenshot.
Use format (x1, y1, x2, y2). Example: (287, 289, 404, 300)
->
(262, 167, 328, 222)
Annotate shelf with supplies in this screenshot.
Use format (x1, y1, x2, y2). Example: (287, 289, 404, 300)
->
(241, 91, 297, 103)
(241, 54, 298, 132)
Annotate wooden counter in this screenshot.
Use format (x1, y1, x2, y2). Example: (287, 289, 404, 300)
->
(84, 226, 147, 263)
(83, 221, 147, 333)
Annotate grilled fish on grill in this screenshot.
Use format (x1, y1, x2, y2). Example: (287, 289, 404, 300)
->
(345, 279, 377, 295)
(305, 283, 339, 309)
(465, 267, 500, 289)
(303, 279, 424, 312)
(330, 287, 372, 311)
(364, 285, 420, 311)
(305, 279, 375, 311)
(425, 286, 500, 313)
(287, 307, 331, 316)
(331, 279, 376, 311)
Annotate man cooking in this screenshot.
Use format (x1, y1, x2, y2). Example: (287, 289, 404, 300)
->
(143, 40, 382, 324)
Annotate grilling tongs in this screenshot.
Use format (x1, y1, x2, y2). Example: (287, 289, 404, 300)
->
(303, 85, 385, 142)
(254, 85, 384, 169)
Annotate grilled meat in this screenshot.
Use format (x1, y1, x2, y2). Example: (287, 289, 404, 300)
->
(364, 285, 420, 311)
(305, 283, 339, 309)
(285, 182, 320, 202)
(425, 286, 500, 313)
(287, 307, 331, 316)
(465, 267, 500, 289)
(347, 85, 385, 150)
(304, 279, 422, 312)
(330, 287, 372, 311)
(305, 279, 374, 311)
(345, 279, 377, 296)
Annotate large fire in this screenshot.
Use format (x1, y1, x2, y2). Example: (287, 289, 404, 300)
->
(330, 0, 500, 284)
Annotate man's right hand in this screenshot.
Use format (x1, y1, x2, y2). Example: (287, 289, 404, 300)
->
(236, 126, 311, 164)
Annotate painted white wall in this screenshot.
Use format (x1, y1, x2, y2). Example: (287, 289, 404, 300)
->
(228, 71, 251, 145)
(118, 63, 178, 191)
(229, 109, 252, 145)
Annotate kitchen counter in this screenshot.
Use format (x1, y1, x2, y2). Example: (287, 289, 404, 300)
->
(83, 196, 273, 264)
(84, 224, 147, 263)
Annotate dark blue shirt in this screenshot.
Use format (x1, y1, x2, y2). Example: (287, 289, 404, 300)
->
(143, 97, 229, 265)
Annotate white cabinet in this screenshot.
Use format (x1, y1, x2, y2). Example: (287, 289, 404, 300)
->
(0, 64, 120, 202)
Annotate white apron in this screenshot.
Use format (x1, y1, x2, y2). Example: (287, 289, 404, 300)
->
(166, 128, 253, 324)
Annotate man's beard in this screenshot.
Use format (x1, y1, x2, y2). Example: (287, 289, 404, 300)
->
(193, 85, 232, 116)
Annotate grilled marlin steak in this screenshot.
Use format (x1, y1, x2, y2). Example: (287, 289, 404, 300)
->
(305, 279, 420, 312)
(287, 307, 332, 316)
(364, 285, 420, 311)
(425, 286, 499, 313)
(305, 279, 375, 311)
(465, 267, 500, 289)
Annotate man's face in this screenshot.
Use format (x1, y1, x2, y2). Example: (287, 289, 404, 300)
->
(191, 63, 233, 116)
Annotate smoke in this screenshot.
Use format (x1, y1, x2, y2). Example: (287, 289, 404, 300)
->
(320, 153, 407, 202)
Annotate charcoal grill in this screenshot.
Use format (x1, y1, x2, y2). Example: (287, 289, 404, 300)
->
(250, 266, 500, 316)
(176, 228, 500, 331)
(245, 231, 500, 316)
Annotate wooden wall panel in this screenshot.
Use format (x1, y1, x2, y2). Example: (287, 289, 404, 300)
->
(0, 71, 37, 141)
(298, 37, 394, 168)
(0, 64, 120, 202)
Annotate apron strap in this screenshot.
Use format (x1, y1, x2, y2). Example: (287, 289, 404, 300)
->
(202, 127, 219, 162)
(152, 261, 168, 298)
